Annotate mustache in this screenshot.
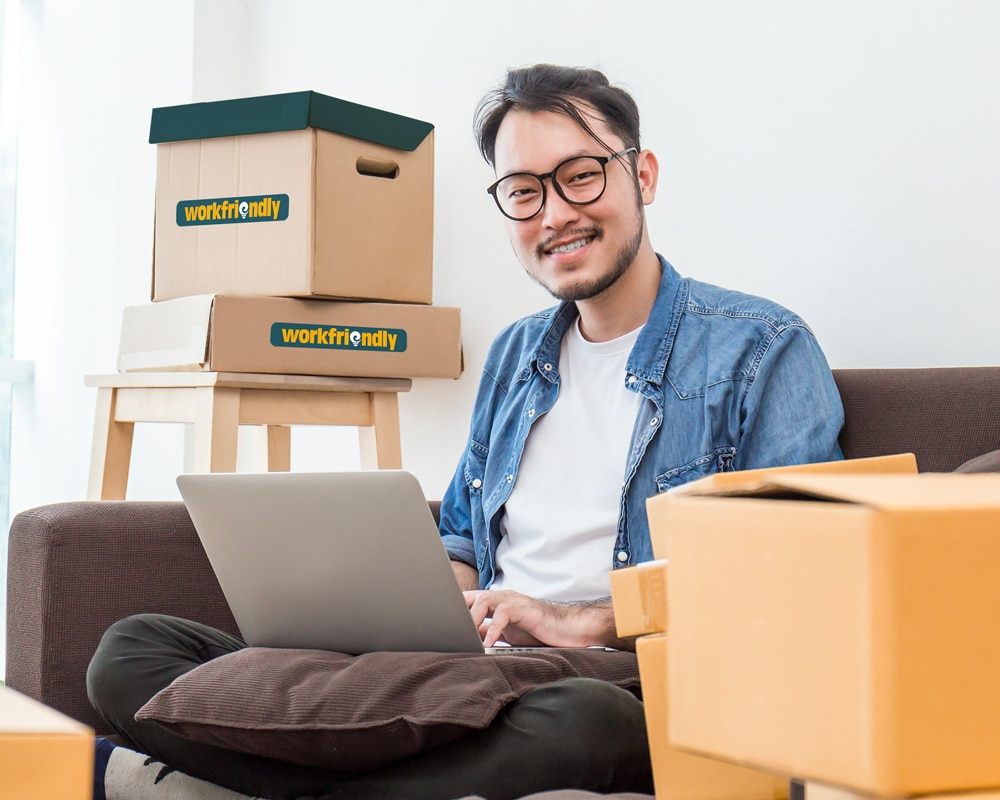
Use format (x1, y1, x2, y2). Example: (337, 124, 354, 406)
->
(535, 226, 603, 259)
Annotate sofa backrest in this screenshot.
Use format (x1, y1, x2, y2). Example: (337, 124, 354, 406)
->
(834, 367, 1000, 472)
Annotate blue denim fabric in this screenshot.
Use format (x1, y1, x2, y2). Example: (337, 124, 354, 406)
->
(439, 256, 844, 589)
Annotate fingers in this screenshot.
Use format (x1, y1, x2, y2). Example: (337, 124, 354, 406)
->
(466, 590, 550, 647)
(463, 590, 493, 629)
(481, 603, 512, 647)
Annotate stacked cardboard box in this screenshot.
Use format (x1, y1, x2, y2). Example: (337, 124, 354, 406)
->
(651, 454, 1000, 799)
(612, 454, 920, 800)
(609, 552, 788, 799)
(118, 90, 461, 380)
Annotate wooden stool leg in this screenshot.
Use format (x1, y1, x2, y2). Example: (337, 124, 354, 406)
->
(189, 387, 240, 473)
(87, 387, 135, 500)
(267, 425, 291, 471)
(359, 391, 402, 469)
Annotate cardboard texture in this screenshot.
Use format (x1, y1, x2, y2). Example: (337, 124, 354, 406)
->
(118, 294, 462, 380)
(636, 635, 789, 800)
(610, 559, 669, 638)
(0, 685, 93, 800)
(150, 91, 434, 304)
(661, 472, 1000, 797)
(806, 782, 1000, 800)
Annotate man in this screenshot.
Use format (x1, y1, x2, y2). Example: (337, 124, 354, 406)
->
(87, 64, 843, 800)
(445, 64, 843, 651)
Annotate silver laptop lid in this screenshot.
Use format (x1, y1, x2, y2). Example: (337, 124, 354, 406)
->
(176, 470, 484, 655)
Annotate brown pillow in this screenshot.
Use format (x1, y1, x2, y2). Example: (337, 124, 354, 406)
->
(137, 647, 640, 771)
(954, 449, 1000, 473)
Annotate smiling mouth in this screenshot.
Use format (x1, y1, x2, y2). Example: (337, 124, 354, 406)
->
(540, 227, 602, 258)
(547, 237, 594, 255)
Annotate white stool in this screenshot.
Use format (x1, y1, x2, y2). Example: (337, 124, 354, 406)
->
(85, 371, 411, 500)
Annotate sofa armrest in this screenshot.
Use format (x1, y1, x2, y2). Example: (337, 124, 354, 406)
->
(6, 501, 239, 732)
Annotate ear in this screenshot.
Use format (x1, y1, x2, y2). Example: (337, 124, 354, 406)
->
(635, 149, 659, 205)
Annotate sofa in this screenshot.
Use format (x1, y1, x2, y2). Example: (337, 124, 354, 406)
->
(7, 366, 1000, 738)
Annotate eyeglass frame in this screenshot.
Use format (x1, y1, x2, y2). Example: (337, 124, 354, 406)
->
(485, 146, 639, 221)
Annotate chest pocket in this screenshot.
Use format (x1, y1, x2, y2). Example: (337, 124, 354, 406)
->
(654, 446, 736, 492)
(463, 439, 489, 496)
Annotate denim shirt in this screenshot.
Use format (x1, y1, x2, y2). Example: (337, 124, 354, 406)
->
(439, 256, 844, 589)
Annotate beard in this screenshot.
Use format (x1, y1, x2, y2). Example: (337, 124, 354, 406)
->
(525, 189, 646, 303)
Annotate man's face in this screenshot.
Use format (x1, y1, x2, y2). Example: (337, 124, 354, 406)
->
(491, 107, 647, 303)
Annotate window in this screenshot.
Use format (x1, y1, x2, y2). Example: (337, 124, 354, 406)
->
(0, 0, 20, 678)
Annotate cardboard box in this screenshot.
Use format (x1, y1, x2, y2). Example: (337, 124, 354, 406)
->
(637, 634, 789, 800)
(118, 294, 462, 380)
(0, 685, 93, 799)
(648, 454, 918, 559)
(610, 559, 669, 638)
(664, 453, 918, 497)
(150, 90, 434, 303)
(806, 782, 1000, 800)
(661, 472, 1000, 796)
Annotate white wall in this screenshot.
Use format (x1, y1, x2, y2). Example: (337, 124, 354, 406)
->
(5, 2, 1000, 667)
(178, 0, 1000, 505)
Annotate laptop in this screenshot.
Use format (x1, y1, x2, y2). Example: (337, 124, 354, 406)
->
(176, 470, 496, 654)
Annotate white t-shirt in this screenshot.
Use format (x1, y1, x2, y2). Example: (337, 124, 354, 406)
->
(491, 318, 644, 602)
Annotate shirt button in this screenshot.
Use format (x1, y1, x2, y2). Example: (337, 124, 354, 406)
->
(616, 551, 629, 563)
(527, 409, 535, 418)
(650, 417, 659, 427)
(627, 375, 638, 385)
(543, 363, 553, 371)
(471, 478, 482, 489)
(506, 475, 513, 483)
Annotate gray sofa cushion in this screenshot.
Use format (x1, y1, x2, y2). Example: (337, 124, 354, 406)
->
(954, 449, 1000, 473)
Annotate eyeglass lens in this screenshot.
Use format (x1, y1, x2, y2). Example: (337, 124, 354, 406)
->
(495, 156, 608, 220)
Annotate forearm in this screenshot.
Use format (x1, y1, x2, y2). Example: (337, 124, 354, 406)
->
(467, 588, 636, 651)
(450, 559, 479, 591)
(551, 598, 635, 652)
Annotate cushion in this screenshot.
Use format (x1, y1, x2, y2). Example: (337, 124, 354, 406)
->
(953, 448, 1000, 473)
(137, 647, 640, 771)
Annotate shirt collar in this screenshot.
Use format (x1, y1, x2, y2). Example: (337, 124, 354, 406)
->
(529, 254, 686, 386)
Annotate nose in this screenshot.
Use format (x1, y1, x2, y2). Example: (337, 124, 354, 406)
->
(539, 180, 580, 230)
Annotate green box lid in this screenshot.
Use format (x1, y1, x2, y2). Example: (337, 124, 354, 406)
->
(149, 90, 434, 152)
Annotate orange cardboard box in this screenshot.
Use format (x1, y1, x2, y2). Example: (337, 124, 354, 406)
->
(0, 685, 93, 800)
(806, 782, 1000, 800)
(660, 472, 1000, 797)
(636, 634, 789, 800)
(117, 294, 462, 380)
(149, 91, 434, 304)
(610, 558, 669, 638)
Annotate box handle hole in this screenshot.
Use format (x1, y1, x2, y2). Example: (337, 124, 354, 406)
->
(356, 157, 399, 179)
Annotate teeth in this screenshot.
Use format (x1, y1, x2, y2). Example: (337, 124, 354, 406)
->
(550, 237, 592, 254)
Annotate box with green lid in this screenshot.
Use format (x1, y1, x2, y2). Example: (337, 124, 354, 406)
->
(149, 90, 434, 304)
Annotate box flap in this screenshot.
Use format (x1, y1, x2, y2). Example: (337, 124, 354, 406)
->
(149, 90, 434, 151)
(687, 473, 1000, 510)
(671, 453, 917, 497)
(117, 294, 215, 372)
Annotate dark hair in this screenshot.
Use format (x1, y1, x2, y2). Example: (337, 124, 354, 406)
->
(474, 64, 641, 168)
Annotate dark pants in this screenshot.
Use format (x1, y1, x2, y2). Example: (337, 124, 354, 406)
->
(87, 614, 654, 800)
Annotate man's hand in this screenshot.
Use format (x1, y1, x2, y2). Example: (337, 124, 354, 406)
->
(464, 588, 633, 650)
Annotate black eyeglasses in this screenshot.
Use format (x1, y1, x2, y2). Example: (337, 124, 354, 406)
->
(486, 147, 638, 221)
